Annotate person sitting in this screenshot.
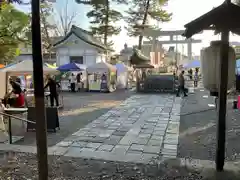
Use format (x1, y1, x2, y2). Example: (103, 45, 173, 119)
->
(3, 79, 25, 108)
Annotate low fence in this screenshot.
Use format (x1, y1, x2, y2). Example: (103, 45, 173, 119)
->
(137, 74, 177, 93)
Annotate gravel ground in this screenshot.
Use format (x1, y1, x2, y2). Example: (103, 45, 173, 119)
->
(1, 152, 238, 180)
(16, 90, 132, 146)
(178, 88, 240, 161)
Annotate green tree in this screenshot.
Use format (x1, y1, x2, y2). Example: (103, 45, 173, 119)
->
(1, 0, 22, 5)
(125, 0, 172, 50)
(76, 0, 127, 48)
(27, 2, 60, 53)
(39, 2, 58, 53)
(0, 3, 29, 64)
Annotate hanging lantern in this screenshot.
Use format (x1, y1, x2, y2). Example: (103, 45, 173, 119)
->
(201, 41, 236, 95)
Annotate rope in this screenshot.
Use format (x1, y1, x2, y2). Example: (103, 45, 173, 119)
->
(180, 108, 216, 116)
(0, 111, 36, 124)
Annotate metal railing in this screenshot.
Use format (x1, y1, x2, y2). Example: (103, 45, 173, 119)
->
(0, 112, 36, 144)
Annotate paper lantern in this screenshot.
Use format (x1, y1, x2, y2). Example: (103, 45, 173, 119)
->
(201, 41, 236, 94)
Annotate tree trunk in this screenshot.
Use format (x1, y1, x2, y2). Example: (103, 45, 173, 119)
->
(104, 0, 109, 46)
(138, 0, 150, 50)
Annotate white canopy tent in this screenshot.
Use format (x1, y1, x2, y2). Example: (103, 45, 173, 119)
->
(86, 62, 117, 92)
(0, 60, 59, 98)
(1, 60, 59, 76)
(86, 62, 116, 74)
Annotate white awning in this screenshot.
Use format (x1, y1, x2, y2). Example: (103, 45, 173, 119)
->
(1, 60, 59, 76)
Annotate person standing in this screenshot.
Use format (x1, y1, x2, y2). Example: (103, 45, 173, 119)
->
(194, 69, 199, 87)
(76, 73, 82, 92)
(100, 73, 108, 91)
(44, 77, 60, 107)
(176, 70, 187, 97)
(142, 70, 147, 81)
(189, 69, 193, 80)
(70, 73, 76, 92)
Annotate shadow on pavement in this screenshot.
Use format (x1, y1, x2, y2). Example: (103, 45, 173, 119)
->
(178, 89, 240, 162)
(16, 107, 113, 147)
(13, 90, 133, 146)
(1, 152, 240, 179)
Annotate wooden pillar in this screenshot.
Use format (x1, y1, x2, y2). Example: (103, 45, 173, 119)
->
(216, 29, 229, 171)
(151, 36, 157, 65)
(187, 40, 192, 61)
(136, 69, 140, 92)
(31, 0, 48, 179)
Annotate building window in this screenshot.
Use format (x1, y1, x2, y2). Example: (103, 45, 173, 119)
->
(70, 56, 84, 64)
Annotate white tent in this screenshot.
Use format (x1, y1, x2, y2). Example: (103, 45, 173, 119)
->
(86, 62, 116, 74)
(1, 60, 59, 76)
(0, 60, 59, 98)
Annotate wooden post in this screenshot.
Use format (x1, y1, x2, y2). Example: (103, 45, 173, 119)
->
(136, 69, 140, 92)
(215, 29, 229, 171)
(8, 116, 12, 144)
(31, 0, 48, 179)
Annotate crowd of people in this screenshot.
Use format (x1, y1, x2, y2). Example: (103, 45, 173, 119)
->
(1, 67, 199, 108)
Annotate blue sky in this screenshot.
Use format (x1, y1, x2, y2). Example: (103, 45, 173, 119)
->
(15, 0, 240, 55)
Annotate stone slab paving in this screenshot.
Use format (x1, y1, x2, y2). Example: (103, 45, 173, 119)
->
(51, 94, 181, 163)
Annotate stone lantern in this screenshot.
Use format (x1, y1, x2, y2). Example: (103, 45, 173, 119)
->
(201, 41, 236, 96)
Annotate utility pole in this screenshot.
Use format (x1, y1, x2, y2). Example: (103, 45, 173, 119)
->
(175, 35, 178, 68)
(31, 0, 48, 179)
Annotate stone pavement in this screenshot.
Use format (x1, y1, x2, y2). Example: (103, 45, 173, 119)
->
(50, 94, 181, 163)
(16, 90, 132, 146)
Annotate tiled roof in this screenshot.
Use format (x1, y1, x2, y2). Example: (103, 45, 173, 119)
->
(183, 2, 240, 38)
(53, 25, 108, 50)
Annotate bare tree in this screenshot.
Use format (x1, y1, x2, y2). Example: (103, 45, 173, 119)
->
(54, 0, 78, 36)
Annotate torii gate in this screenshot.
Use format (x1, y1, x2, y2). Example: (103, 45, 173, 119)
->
(141, 28, 202, 66)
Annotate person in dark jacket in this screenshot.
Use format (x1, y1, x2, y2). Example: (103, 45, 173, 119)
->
(189, 69, 193, 80)
(76, 73, 82, 91)
(44, 77, 60, 107)
(176, 71, 187, 97)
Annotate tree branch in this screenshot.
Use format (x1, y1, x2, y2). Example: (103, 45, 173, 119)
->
(54, 0, 77, 36)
